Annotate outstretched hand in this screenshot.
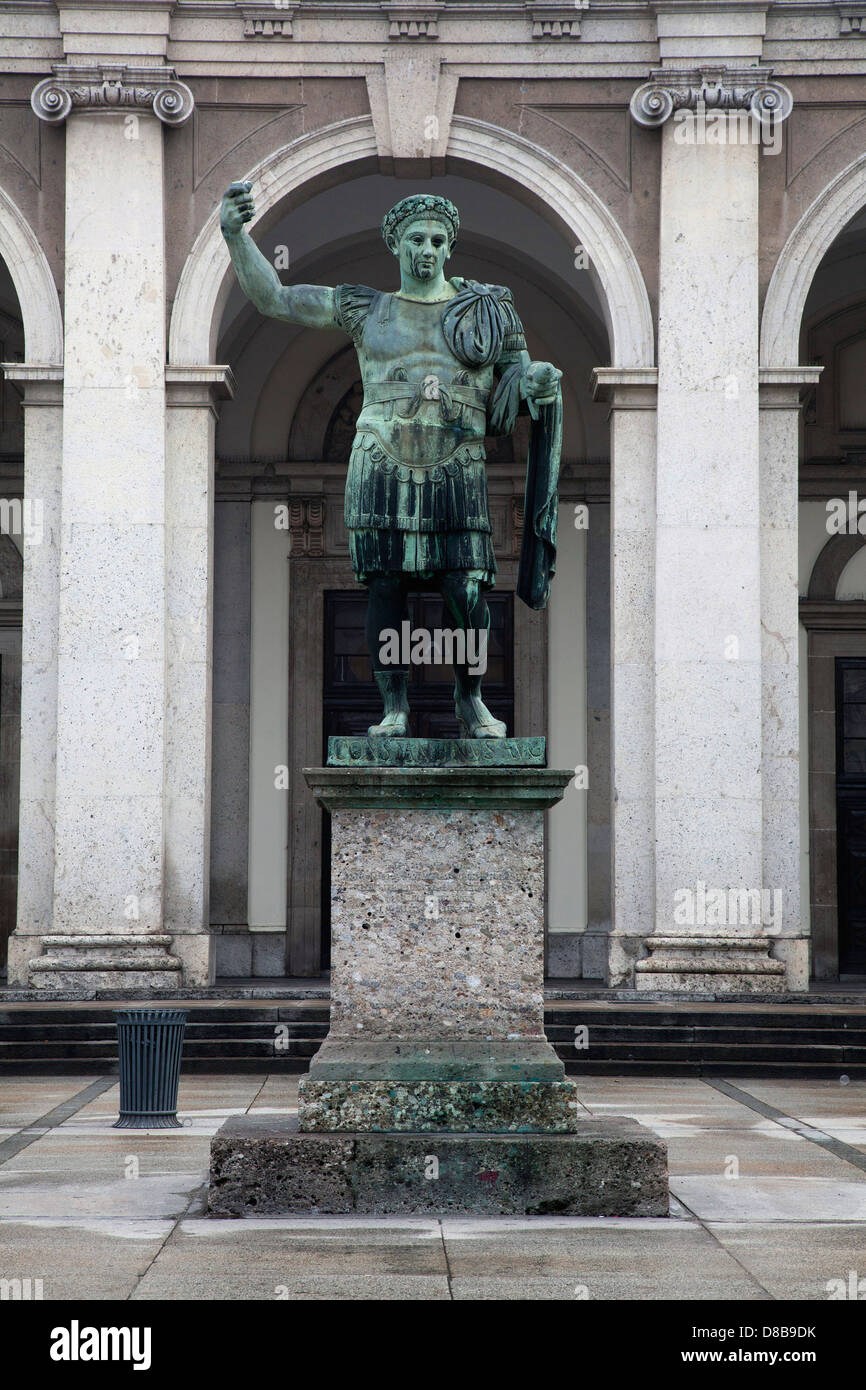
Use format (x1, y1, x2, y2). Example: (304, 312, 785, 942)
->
(220, 181, 255, 236)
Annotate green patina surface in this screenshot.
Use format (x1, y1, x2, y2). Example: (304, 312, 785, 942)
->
(304, 765, 572, 811)
(297, 1078, 579, 1133)
(326, 735, 546, 767)
(220, 182, 562, 745)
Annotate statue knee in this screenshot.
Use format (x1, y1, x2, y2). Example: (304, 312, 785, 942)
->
(440, 573, 485, 631)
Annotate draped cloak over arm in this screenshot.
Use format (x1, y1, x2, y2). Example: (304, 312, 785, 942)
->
(442, 279, 563, 613)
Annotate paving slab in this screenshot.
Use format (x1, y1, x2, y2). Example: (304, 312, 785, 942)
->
(671, 1176, 866, 1222)
(0, 1172, 204, 1220)
(249, 1077, 301, 1109)
(147, 1217, 447, 1275)
(706, 1221, 866, 1301)
(726, 1080, 866, 1148)
(575, 1078, 765, 1130)
(0, 1130, 209, 1177)
(449, 1274, 767, 1301)
(662, 1129, 865, 1180)
(0, 1217, 173, 1300)
(0, 1078, 105, 1129)
(130, 1272, 451, 1300)
(440, 1217, 770, 1299)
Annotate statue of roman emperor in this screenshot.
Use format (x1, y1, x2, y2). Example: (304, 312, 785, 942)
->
(220, 182, 562, 739)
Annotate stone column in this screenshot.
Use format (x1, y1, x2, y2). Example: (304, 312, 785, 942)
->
(591, 369, 657, 987)
(758, 368, 822, 991)
(163, 367, 234, 987)
(24, 67, 193, 991)
(4, 368, 63, 986)
(629, 67, 792, 992)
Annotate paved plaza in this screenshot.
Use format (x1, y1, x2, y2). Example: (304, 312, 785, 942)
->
(1, 1073, 864, 1301)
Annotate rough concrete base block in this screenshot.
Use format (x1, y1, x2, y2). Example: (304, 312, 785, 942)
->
(298, 1078, 579, 1132)
(208, 1114, 669, 1217)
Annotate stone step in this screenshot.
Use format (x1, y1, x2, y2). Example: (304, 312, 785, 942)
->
(0, 1005, 331, 1025)
(0, 1038, 323, 1060)
(3, 1000, 866, 1075)
(545, 1024, 865, 1045)
(0, 1021, 329, 1042)
(545, 1008, 866, 1029)
(557, 1042, 865, 1063)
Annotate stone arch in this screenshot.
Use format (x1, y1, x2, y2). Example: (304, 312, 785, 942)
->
(169, 114, 654, 369)
(286, 342, 358, 460)
(761, 153, 866, 367)
(0, 185, 62, 364)
(808, 532, 866, 600)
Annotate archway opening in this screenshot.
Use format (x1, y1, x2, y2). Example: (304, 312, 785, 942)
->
(797, 203, 866, 979)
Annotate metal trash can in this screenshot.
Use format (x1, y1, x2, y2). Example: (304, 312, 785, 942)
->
(113, 1009, 187, 1129)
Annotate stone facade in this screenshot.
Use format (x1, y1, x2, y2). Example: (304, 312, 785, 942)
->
(0, 2, 865, 993)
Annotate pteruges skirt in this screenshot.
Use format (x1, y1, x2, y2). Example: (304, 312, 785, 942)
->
(344, 429, 496, 584)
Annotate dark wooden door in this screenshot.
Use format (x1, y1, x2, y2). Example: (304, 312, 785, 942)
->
(319, 589, 514, 966)
(836, 658, 866, 975)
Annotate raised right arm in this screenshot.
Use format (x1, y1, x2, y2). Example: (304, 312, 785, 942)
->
(220, 181, 337, 329)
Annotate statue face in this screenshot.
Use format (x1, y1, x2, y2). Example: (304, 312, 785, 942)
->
(394, 217, 452, 280)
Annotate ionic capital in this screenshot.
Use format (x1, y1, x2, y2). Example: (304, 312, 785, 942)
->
(31, 64, 194, 126)
(630, 66, 792, 128)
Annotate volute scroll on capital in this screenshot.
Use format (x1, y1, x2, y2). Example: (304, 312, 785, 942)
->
(31, 65, 194, 126)
(629, 65, 793, 128)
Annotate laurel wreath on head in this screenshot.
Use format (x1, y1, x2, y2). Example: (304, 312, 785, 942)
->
(381, 195, 460, 248)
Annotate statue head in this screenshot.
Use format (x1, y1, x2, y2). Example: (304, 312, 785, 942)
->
(382, 195, 459, 284)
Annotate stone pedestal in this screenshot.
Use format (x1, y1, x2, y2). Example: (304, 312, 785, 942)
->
(209, 745, 668, 1216)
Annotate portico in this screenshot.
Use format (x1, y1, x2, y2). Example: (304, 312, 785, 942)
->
(1, 0, 865, 998)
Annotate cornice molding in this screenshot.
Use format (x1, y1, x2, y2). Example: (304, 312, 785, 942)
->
(165, 365, 236, 416)
(31, 64, 194, 126)
(758, 365, 823, 409)
(1, 363, 63, 406)
(591, 366, 658, 410)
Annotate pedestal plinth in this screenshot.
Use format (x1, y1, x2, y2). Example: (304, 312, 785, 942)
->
(302, 757, 575, 1133)
(209, 743, 668, 1216)
(635, 936, 787, 994)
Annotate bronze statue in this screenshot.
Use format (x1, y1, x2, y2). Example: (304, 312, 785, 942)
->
(221, 183, 562, 738)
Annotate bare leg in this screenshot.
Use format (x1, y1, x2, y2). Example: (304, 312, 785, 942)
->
(439, 570, 506, 739)
(366, 573, 410, 736)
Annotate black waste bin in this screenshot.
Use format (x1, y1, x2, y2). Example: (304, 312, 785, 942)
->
(113, 1009, 187, 1129)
